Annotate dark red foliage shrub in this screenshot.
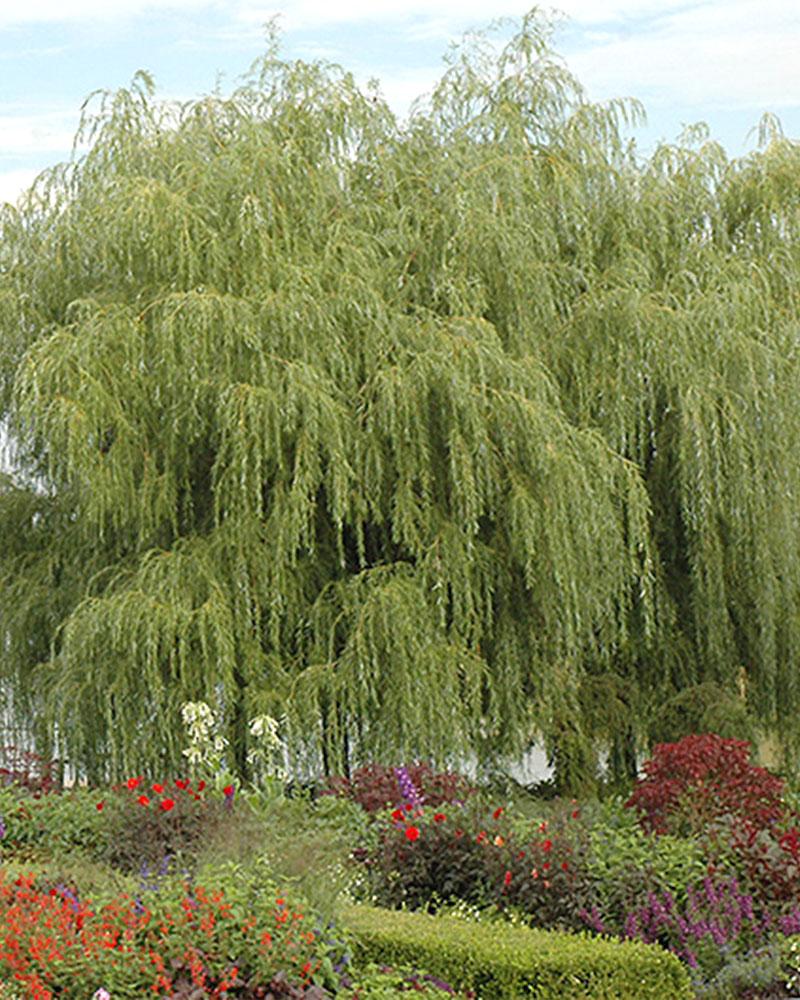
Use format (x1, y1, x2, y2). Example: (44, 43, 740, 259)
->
(625, 733, 786, 838)
(321, 762, 476, 814)
(0, 745, 60, 796)
(357, 799, 592, 932)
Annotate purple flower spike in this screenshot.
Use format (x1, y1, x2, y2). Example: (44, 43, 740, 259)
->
(394, 765, 424, 809)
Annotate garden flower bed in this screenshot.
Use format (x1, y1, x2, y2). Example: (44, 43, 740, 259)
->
(1, 733, 800, 997)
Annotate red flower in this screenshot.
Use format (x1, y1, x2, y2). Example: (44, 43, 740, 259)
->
(138, 795, 150, 807)
(493, 807, 503, 820)
(405, 826, 420, 841)
(404, 803, 412, 812)
(152, 783, 164, 794)
(561, 861, 569, 871)
(391, 808, 404, 821)
(434, 812, 446, 823)
(503, 870, 512, 886)
(454, 829, 464, 838)
(542, 839, 552, 852)
(197, 780, 206, 792)
(223, 784, 235, 797)
(127, 776, 142, 790)
(96, 801, 104, 811)
(175, 778, 189, 790)
(160, 798, 175, 812)
(571, 809, 580, 820)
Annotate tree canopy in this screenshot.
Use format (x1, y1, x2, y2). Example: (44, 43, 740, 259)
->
(1, 12, 799, 786)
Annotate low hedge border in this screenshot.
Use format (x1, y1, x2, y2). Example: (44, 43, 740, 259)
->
(339, 904, 694, 999)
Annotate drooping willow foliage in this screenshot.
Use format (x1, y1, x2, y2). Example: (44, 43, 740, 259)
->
(1, 12, 799, 786)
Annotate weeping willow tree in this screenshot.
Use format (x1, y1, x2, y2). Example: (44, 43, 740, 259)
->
(1, 11, 799, 786)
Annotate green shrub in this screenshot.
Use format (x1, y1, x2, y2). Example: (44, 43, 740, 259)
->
(585, 797, 707, 930)
(340, 903, 694, 999)
(0, 785, 106, 860)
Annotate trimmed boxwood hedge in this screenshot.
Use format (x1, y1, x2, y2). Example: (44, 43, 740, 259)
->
(340, 904, 694, 999)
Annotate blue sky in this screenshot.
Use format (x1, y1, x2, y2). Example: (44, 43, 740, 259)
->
(1, 0, 799, 205)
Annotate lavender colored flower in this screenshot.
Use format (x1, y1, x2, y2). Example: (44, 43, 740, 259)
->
(394, 765, 424, 809)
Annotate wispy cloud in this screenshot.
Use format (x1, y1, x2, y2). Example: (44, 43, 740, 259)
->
(567, 0, 800, 110)
(0, 109, 80, 155)
(0, 0, 214, 28)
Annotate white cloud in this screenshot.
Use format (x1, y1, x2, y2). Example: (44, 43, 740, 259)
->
(0, 168, 42, 206)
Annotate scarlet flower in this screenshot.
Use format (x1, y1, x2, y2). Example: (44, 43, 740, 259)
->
(542, 861, 550, 871)
(503, 870, 512, 886)
(223, 784, 235, 797)
(571, 809, 580, 820)
(96, 801, 104, 811)
(561, 861, 569, 871)
(138, 795, 150, 807)
(197, 780, 206, 792)
(493, 807, 503, 820)
(542, 839, 553, 852)
(405, 826, 420, 841)
(127, 776, 142, 790)
(433, 812, 446, 823)
(391, 808, 404, 821)
(159, 798, 175, 812)
(152, 783, 164, 794)
(175, 779, 189, 789)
